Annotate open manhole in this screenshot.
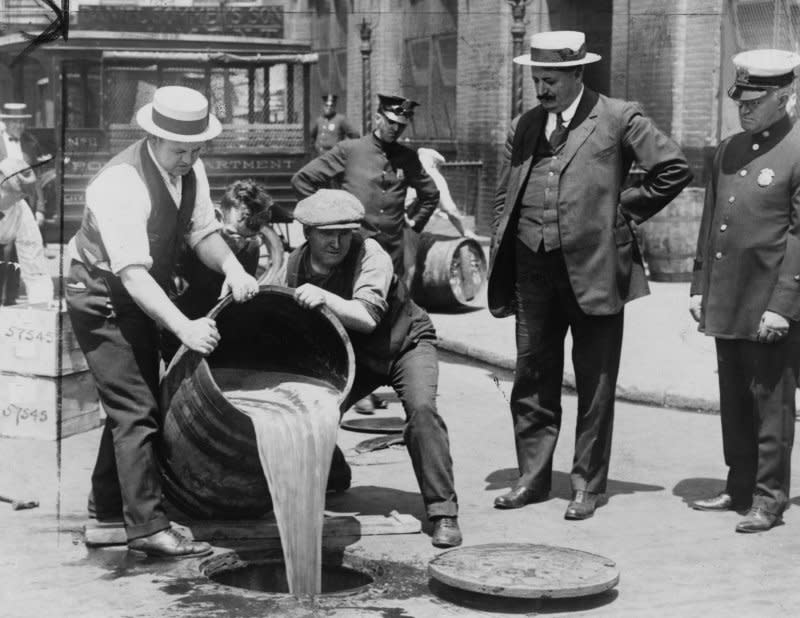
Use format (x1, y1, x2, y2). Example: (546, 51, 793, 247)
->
(203, 553, 374, 596)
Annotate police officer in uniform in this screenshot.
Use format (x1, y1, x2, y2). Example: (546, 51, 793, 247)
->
(292, 93, 439, 278)
(690, 49, 800, 533)
(65, 86, 259, 558)
(309, 94, 359, 156)
(277, 189, 461, 548)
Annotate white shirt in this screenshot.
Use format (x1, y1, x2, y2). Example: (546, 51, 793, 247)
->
(68, 147, 221, 275)
(0, 199, 53, 303)
(544, 86, 584, 140)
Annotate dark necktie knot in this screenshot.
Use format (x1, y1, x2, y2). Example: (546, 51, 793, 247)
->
(549, 113, 567, 150)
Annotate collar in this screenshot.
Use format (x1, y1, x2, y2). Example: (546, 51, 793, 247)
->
(556, 86, 584, 126)
(749, 113, 792, 146)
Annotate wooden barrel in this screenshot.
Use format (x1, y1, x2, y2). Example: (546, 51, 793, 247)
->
(640, 188, 704, 282)
(411, 233, 487, 311)
(158, 286, 354, 520)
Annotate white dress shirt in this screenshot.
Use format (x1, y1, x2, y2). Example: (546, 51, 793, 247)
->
(1, 132, 24, 161)
(68, 145, 221, 275)
(544, 86, 584, 140)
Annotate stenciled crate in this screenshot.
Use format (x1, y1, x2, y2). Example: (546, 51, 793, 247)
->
(0, 301, 88, 377)
(0, 371, 102, 440)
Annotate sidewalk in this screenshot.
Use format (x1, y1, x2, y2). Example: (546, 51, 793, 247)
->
(429, 273, 720, 414)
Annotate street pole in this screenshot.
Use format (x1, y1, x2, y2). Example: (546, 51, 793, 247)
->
(509, 0, 528, 119)
(359, 18, 373, 135)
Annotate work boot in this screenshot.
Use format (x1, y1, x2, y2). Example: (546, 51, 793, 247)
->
(431, 516, 462, 548)
(128, 526, 213, 559)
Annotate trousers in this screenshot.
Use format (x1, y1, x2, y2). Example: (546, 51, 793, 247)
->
(343, 340, 458, 519)
(715, 337, 798, 514)
(510, 240, 624, 494)
(65, 261, 170, 540)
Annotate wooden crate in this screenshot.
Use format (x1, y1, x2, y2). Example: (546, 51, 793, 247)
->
(0, 371, 102, 440)
(0, 301, 88, 376)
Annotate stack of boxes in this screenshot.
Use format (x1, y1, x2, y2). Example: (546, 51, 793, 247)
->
(0, 300, 103, 440)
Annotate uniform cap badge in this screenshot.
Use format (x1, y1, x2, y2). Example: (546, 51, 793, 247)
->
(757, 168, 775, 187)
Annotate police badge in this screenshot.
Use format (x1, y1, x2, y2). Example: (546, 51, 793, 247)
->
(757, 168, 775, 187)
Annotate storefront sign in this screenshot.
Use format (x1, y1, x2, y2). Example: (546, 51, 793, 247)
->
(77, 5, 284, 38)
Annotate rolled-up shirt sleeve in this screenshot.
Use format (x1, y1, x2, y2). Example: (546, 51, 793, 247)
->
(186, 159, 221, 248)
(86, 164, 153, 274)
(352, 238, 392, 322)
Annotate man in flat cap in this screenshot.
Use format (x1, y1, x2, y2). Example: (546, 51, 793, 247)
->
(489, 30, 692, 519)
(276, 188, 462, 548)
(690, 49, 800, 533)
(310, 94, 359, 156)
(65, 86, 259, 559)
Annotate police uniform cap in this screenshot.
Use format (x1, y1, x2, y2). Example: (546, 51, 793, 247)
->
(729, 49, 800, 101)
(294, 189, 365, 230)
(377, 93, 419, 125)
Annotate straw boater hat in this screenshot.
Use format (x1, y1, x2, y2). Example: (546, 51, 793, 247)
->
(728, 49, 800, 101)
(0, 103, 32, 119)
(513, 30, 601, 67)
(136, 86, 222, 142)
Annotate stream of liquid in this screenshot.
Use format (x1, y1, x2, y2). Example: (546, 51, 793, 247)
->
(211, 368, 341, 596)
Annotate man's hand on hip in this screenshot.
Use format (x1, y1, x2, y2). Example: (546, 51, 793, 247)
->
(757, 311, 790, 344)
(689, 295, 702, 323)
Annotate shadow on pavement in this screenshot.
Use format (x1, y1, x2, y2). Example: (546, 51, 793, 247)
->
(429, 578, 619, 614)
(485, 469, 663, 501)
(324, 485, 428, 526)
(672, 477, 726, 506)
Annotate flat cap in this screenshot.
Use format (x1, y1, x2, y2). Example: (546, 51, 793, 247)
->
(728, 49, 800, 101)
(294, 189, 365, 229)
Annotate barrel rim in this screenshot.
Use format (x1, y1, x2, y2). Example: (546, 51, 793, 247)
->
(165, 284, 356, 405)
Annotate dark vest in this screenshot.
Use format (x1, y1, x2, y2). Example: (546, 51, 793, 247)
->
(285, 234, 435, 374)
(72, 139, 196, 298)
(517, 130, 563, 252)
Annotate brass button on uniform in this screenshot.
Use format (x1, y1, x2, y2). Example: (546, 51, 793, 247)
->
(720, 224, 728, 232)
(739, 170, 747, 176)
(728, 196, 735, 203)
(752, 143, 760, 151)
(715, 251, 723, 259)
(794, 274, 800, 282)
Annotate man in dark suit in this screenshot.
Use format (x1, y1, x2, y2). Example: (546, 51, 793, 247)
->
(488, 30, 691, 519)
(689, 49, 800, 533)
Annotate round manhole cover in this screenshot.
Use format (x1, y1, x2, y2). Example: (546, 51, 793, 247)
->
(340, 416, 405, 434)
(428, 543, 619, 599)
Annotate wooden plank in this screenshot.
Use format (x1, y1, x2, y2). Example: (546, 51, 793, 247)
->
(84, 510, 420, 547)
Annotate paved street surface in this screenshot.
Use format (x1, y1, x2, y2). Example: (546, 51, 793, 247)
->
(1, 348, 799, 617)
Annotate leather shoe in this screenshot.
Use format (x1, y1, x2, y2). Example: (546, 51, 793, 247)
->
(564, 490, 601, 520)
(352, 395, 375, 415)
(431, 516, 462, 548)
(128, 527, 213, 559)
(691, 492, 745, 512)
(494, 486, 545, 509)
(735, 507, 780, 533)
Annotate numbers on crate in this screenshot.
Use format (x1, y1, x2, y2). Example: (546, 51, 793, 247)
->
(3, 326, 55, 344)
(1, 403, 48, 425)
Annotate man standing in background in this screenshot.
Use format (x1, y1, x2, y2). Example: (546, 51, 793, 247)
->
(309, 94, 359, 156)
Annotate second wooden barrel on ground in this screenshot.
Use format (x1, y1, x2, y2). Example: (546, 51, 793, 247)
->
(411, 233, 487, 311)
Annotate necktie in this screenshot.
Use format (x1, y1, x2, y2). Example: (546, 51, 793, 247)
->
(549, 113, 567, 150)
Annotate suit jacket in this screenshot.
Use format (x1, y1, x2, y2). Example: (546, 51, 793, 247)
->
(488, 89, 692, 317)
(690, 115, 800, 341)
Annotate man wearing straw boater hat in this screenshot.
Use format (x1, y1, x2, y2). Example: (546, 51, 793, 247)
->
(65, 86, 259, 558)
(0, 103, 48, 221)
(310, 94, 359, 156)
(689, 49, 800, 533)
(488, 31, 691, 519)
(277, 188, 462, 548)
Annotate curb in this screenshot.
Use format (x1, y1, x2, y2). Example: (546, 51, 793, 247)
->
(435, 336, 720, 415)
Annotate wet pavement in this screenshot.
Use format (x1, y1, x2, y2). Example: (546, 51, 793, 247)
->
(2, 348, 799, 617)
